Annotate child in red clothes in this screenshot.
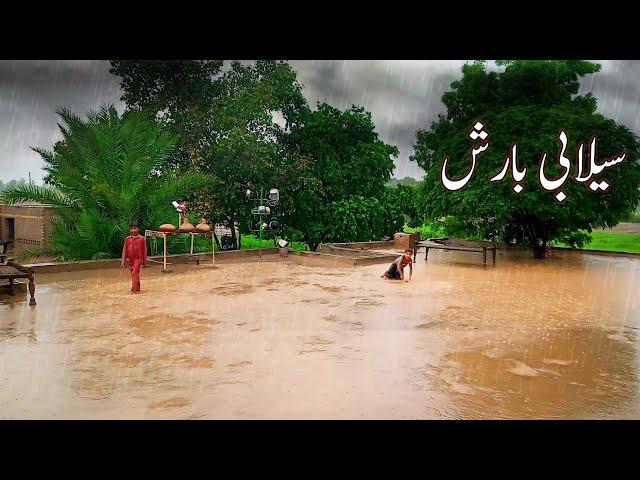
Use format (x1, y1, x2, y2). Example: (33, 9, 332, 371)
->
(121, 221, 147, 294)
(381, 249, 413, 282)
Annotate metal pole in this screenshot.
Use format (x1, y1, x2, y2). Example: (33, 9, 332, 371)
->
(212, 233, 215, 268)
(259, 187, 263, 259)
(163, 233, 167, 271)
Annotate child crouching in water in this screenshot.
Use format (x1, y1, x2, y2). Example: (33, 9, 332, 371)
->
(121, 221, 147, 294)
(381, 249, 413, 282)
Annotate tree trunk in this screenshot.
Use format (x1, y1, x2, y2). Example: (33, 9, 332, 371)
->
(522, 220, 547, 259)
(532, 226, 549, 259)
(532, 243, 546, 259)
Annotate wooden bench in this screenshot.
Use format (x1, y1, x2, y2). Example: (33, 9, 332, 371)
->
(413, 239, 497, 267)
(0, 260, 36, 305)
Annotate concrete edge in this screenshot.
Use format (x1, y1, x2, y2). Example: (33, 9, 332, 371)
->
(318, 244, 396, 258)
(24, 248, 280, 274)
(319, 240, 395, 251)
(288, 249, 397, 267)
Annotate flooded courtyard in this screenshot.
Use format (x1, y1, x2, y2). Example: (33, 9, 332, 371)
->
(1, 248, 639, 419)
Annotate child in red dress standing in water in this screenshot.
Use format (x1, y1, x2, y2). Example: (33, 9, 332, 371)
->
(121, 221, 147, 294)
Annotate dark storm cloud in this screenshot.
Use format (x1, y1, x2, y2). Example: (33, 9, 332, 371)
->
(580, 60, 640, 134)
(0, 60, 123, 183)
(289, 60, 467, 178)
(291, 60, 640, 179)
(1, 60, 639, 184)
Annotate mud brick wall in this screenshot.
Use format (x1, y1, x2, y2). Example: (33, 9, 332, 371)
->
(0, 204, 58, 255)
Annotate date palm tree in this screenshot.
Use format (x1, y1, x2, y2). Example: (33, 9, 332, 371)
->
(0, 105, 217, 261)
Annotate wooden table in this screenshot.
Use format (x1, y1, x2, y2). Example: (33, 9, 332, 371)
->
(145, 230, 216, 273)
(413, 239, 497, 267)
(0, 260, 36, 305)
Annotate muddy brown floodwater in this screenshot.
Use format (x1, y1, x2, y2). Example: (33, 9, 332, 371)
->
(1, 248, 639, 419)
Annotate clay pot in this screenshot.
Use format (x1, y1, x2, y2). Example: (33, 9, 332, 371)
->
(179, 221, 195, 233)
(196, 218, 211, 233)
(159, 223, 177, 233)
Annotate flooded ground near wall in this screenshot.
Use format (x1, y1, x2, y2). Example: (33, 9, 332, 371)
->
(0, 247, 639, 419)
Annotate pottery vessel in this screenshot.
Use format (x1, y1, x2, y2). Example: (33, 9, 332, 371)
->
(196, 218, 211, 233)
(159, 223, 177, 233)
(179, 221, 195, 233)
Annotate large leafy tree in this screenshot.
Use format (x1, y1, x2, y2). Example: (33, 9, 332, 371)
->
(110, 60, 311, 247)
(0, 105, 216, 261)
(196, 61, 311, 246)
(287, 103, 397, 203)
(109, 60, 224, 170)
(385, 183, 421, 227)
(283, 103, 399, 248)
(326, 195, 404, 244)
(110, 61, 402, 249)
(412, 60, 640, 258)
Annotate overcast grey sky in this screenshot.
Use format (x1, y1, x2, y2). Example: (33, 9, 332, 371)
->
(1, 60, 639, 183)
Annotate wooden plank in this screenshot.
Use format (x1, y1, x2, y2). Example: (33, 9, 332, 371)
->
(413, 242, 497, 266)
(422, 245, 489, 253)
(417, 242, 497, 252)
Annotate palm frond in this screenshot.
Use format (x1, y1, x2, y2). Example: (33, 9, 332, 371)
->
(0, 184, 76, 208)
(23, 103, 197, 260)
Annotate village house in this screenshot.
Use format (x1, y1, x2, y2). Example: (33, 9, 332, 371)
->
(0, 204, 57, 256)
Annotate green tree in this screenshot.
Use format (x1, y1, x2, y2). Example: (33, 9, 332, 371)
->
(326, 195, 403, 243)
(109, 60, 224, 170)
(111, 60, 310, 248)
(288, 103, 397, 203)
(386, 176, 419, 188)
(110, 62, 402, 249)
(196, 61, 311, 247)
(385, 183, 421, 227)
(284, 103, 399, 248)
(0, 105, 217, 261)
(412, 60, 640, 258)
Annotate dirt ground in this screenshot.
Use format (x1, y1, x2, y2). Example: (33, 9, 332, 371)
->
(1, 248, 639, 419)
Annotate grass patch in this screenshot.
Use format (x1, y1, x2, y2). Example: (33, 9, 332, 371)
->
(409, 221, 640, 255)
(553, 231, 640, 254)
(577, 231, 640, 254)
(240, 235, 308, 251)
(403, 223, 446, 239)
